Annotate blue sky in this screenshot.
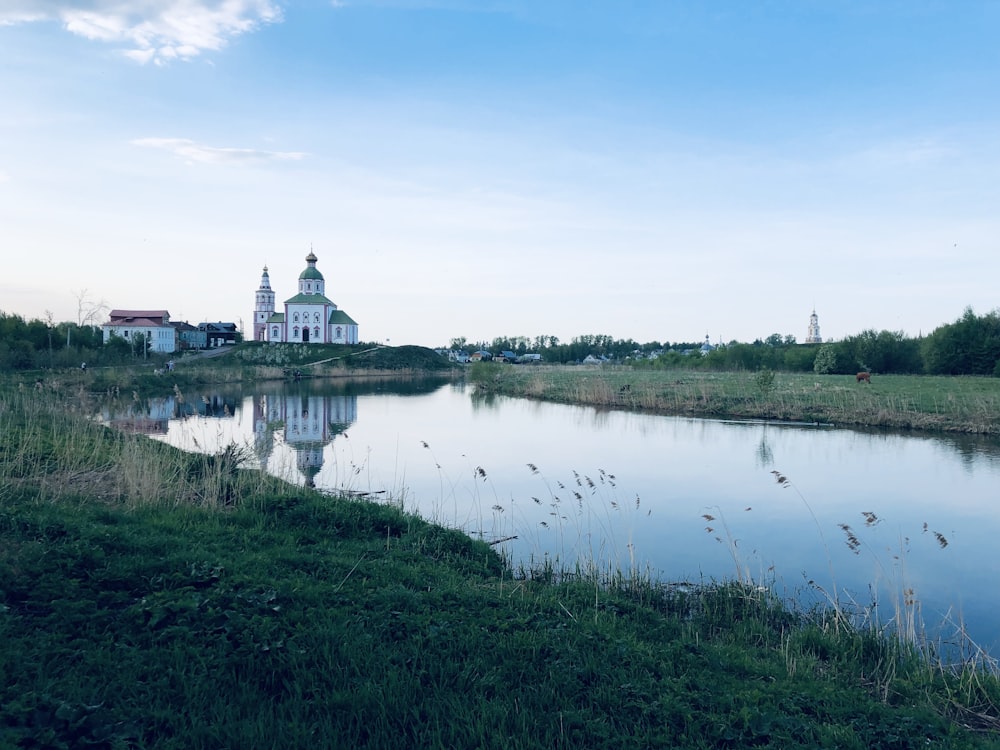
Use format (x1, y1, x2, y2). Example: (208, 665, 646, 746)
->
(2, 1, 998, 347)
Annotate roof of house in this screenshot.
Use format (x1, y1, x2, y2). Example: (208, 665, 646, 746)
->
(106, 309, 171, 327)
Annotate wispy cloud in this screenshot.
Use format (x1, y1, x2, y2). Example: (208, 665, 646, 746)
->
(131, 137, 306, 164)
(849, 136, 958, 169)
(0, 1, 282, 65)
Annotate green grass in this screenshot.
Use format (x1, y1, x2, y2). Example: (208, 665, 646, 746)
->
(233, 342, 460, 379)
(3, 387, 1000, 748)
(17, 343, 460, 401)
(471, 365, 1000, 434)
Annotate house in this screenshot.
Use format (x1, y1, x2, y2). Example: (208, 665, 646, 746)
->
(517, 353, 542, 364)
(469, 350, 493, 363)
(102, 310, 177, 353)
(253, 251, 359, 345)
(171, 321, 205, 350)
(436, 349, 471, 363)
(199, 322, 239, 348)
(494, 350, 517, 363)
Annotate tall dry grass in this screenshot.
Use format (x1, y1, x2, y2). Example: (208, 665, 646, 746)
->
(0, 386, 295, 511)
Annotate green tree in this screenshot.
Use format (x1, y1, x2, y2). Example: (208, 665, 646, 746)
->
(923, 307, 1000, 375)
(813, 344, 840, 375)
(782, 345, 818, 372)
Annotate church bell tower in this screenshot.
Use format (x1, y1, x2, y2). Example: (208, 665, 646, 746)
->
(806, 309, 822, 344)
(253, 266, 275, 341)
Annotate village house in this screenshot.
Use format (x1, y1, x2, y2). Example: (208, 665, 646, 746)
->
(102, 310, 177, 353)
(199, 322, 239, 348)
(170, 320, 204, 350)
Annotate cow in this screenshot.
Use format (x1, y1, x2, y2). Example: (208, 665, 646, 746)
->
(856, 372, 871, 384)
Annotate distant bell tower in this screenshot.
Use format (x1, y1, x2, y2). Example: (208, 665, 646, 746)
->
(254, 265, 275, 341)
(806, 309, 822, 344)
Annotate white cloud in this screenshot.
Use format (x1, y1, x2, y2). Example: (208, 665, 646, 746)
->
(131, 137, 306, 164)
(0, 1, 282, 65)
(848, 136, 958, 169)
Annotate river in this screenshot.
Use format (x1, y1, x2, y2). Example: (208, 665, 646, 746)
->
(103, 376, 1000, 661)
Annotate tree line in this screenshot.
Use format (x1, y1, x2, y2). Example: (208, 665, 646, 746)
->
(0, 311, 154, 371)
(3, 305, 999, 376)
(448, 306, 1000, 377)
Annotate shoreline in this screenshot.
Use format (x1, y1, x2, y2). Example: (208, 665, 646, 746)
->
(470, 365, 1000, 436)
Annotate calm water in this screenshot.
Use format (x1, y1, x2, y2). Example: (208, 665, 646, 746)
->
(107, 377, 1000, 658)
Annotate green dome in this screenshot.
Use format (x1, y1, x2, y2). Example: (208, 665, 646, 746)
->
(299, 266, 324, 281)
(299, 251, 324, 281)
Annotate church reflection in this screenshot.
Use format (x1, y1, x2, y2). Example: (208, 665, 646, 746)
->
(253, 391, 358, 487)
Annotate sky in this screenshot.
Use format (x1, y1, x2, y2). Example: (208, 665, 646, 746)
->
(1, 1, 998, 348)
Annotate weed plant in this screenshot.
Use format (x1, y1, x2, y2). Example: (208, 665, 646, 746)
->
(3, 385, 1000, 747)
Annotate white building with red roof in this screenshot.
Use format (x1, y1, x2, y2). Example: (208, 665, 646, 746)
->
(102, 309, 177, 353)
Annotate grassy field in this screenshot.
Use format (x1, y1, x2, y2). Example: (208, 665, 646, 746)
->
(470, 365, 1000, 434)
(3, 384, 1000, 747)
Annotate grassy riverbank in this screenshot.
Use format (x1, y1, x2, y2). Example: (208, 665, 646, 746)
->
(471, 365, 1000, 435)
(29, 343, 461, 398)
(3, 387, 1000, 747)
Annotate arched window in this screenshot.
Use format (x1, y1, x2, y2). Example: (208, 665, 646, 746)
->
(313, 326, 320, 339)
(272, 326, 279, 338)
(336, 326, 342, 337)
(314, 312, 320, 323)
(293, 313, 299, 323)
(293, 326, 300, 338)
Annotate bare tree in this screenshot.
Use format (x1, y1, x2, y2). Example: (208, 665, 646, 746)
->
(74, 289, 110, 327)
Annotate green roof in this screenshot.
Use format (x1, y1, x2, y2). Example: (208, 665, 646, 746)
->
(284, 293, 336, 305)
(266, 313, 285, 323)
(299, 267, 324, 281)
(329, 310, 358, 325)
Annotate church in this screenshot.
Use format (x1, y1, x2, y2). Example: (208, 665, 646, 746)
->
(252, 251, 359, 344)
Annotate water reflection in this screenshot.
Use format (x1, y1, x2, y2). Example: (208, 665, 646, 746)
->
(100, 377, 1000, 660)
(97, 391, 240, 434)
(252, 390, 357, 487)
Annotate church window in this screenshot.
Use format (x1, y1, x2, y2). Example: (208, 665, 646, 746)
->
(336, 326, 342, 338)
(293, 313, 299, 323)
(314, 312, 320, 323)
(293, 326, 300, 338)
(272, 326, 279, 338)
(313, 326, 320, 339)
